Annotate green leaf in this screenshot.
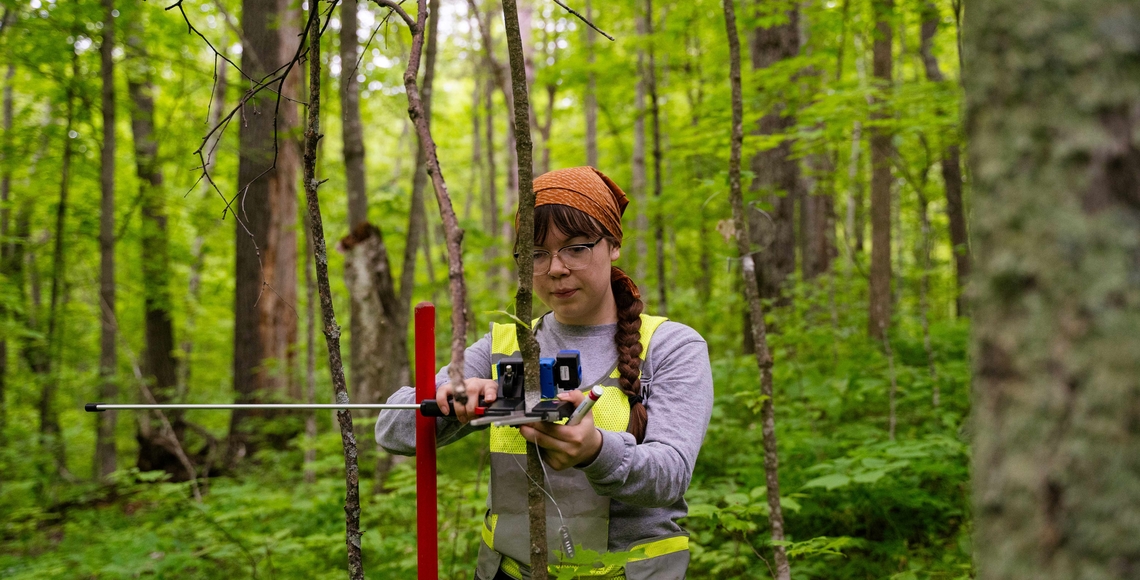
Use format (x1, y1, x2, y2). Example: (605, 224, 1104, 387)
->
(484, 309, 532, 329)
(852, 470, 887, 484)
(803, 474, 851, 490)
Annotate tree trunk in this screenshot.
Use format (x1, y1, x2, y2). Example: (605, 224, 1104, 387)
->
(584, 0, 597, 167)
(95, 0, 118, 480)
(723, 1, 792, 576)
(844, 120, 862, 262)
(341, 0, 374, 413)
(747, 2, 800, 304)
(500, 0, 548, 574)
(301, 8, 363, 576)
(919, 2, 969, 317)
(43, 55, 78, 476)
(632, 33, 648, 293)
(966, 0, 1140, 576)
(803, 155, 837, 280)
(644, 0, 667, 315)
(229, 0, 301, 463)
(127, 28, 185, 478)
(342, 0, 368, 230)
(868, 0, 893, 340)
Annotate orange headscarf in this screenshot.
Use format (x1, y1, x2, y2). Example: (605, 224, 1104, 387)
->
(530, 166, 630, 242)
(525, 166, 640, 300)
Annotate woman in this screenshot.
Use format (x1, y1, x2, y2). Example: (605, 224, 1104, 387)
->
(376, 166, 713, 580)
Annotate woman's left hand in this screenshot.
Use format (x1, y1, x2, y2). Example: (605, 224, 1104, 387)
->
(518, 390, 604, 471)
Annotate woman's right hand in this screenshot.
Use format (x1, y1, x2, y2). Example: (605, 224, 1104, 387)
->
(436, 378, 499, 424)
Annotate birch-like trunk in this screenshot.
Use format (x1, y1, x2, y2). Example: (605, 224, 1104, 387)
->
(723, 1, 791, 576)
(300, 7, 363, 577)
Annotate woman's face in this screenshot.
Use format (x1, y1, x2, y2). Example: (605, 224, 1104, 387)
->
(532, 225, 621, 326)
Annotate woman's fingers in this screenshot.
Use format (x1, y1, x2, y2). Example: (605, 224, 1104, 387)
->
(435, 383, 454, 416)
(434, 379, 501, 423)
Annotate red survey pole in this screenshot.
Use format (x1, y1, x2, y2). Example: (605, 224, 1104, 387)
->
(414, 302, 439, 580)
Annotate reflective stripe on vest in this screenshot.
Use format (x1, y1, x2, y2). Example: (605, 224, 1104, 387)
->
(489, 530, 690, 580)
(481, 313, 691, 579)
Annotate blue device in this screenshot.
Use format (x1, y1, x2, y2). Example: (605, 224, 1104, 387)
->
(539, 358, 557, 398)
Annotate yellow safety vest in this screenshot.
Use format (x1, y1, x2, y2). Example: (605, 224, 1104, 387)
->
(476, 314, 691, 580)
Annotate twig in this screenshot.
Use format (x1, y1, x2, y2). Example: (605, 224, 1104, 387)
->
(550, 0, 614, 41)
(369, 0, 417, 33)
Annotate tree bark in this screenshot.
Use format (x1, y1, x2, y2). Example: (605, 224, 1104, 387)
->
(747, 2, 800, 304)
(919, 3, 969, 317)
(723, 1, 791, 577)
(95, 0, 118, 480)
(868, 0, 893, 340)
(342, 0, 368, 230)
(499, 0, 548, 574)
(127, 26, 185, 478)
(644, 0, 667, 315)
(966, 0, 1140, 576)
(301, 7, 364, 577)
(229, 0, 302, 463)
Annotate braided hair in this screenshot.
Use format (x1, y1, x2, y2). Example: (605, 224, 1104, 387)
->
(534, 204, 649, 443)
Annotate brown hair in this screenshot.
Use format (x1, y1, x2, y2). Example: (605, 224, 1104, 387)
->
(533, 204, 648, 443)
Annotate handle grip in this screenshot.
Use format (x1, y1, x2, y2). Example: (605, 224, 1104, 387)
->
(419, 396, 488, 418)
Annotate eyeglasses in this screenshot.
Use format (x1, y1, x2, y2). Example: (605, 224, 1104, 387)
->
(514, 238, 604, 276)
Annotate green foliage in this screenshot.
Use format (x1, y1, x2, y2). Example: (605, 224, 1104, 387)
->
(0, 0, 971, 577)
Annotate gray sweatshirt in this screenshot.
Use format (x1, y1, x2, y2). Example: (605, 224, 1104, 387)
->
(375, 313, 713, 551)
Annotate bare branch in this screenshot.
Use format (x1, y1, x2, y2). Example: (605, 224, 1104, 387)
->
(550, 0, 614, 41)
(393, 0, 470, 404)
(369, 0, 418, 34)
